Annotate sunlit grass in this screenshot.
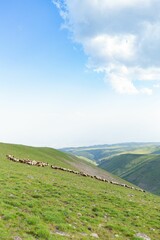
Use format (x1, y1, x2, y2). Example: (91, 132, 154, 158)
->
(0, 142, 160, 239)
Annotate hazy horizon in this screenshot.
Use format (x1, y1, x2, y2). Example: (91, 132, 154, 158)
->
(1, 140, 160, 150)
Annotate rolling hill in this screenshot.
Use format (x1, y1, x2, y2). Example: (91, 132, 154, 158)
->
(61, 143, 160, 195)
(61, 142, 160, 163)
(0, 142, 160, 239)
(0, 142, 123, 183)
(99, 153, 160, 195)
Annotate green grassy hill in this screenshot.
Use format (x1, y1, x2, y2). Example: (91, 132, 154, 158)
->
(0, 142, 121, 182)
(0, 142, 160, 239)
(99, 153, 160, 195)
(61, 142, 160, 163)
(62, 143, 160, 195)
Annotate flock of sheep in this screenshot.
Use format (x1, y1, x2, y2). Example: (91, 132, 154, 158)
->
(6, 154, 145, 193)
(6, 154, 49, 167)
(50, 165, 145, 192)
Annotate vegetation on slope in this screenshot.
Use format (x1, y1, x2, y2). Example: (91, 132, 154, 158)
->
(61, 142, 160, 163)
(0, 143, 160, 240)
(62, 143, 160, 195)
(100, 153, 160, 195)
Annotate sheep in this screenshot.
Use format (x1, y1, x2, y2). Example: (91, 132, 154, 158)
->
(6, 155, 145, 193)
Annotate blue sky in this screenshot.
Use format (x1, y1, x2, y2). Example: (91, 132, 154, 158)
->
(0, 0, 160, 147)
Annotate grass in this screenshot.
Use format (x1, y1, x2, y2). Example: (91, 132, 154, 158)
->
(0, 142, 160, 239)
(62, 143, 160, 195)
(99, 153, 160, 195)
(61, 142, 160, 162)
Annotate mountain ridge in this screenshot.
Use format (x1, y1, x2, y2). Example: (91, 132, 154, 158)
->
(61, 142, 160, 195)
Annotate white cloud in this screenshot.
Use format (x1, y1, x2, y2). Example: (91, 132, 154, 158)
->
(134, 67, 160, 81)
(53, 0, 160, 94)
(140, 88, 153, 95)
(83, 34, 136, 63)
(142, 21, 160, 41)
(103, 64, 160, 94)
(109, 74, 139, 95)
(104, 64, 138, 94)
(153, 84, 160, 88)
(86, 0, 152, 10)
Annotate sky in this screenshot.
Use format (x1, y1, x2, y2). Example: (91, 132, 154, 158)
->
(0, 0, 160, 148)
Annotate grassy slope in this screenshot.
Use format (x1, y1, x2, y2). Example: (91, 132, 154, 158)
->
(0, 143, 160, 239)
(61, 142, 160, 163)
(99, 153, 160, 195)
(0, 143, 118, 182)
(61, 145, 126, 163)
(62, 143, 160, 195)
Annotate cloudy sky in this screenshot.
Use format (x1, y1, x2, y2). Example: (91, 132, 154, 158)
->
(0, 0, 160, 148)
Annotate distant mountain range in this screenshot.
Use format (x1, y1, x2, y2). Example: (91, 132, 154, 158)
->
(60, 142, 160, 195)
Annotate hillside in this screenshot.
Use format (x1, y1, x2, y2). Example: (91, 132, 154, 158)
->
(99, 153, 160, 195)
(0, 142, 160, 239)
(61, 142, 160, 163)
(61, 143, 160, 195)
(0, 142, 123, 183)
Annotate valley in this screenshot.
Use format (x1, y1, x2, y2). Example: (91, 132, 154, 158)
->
(61, 143, 160, 195)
